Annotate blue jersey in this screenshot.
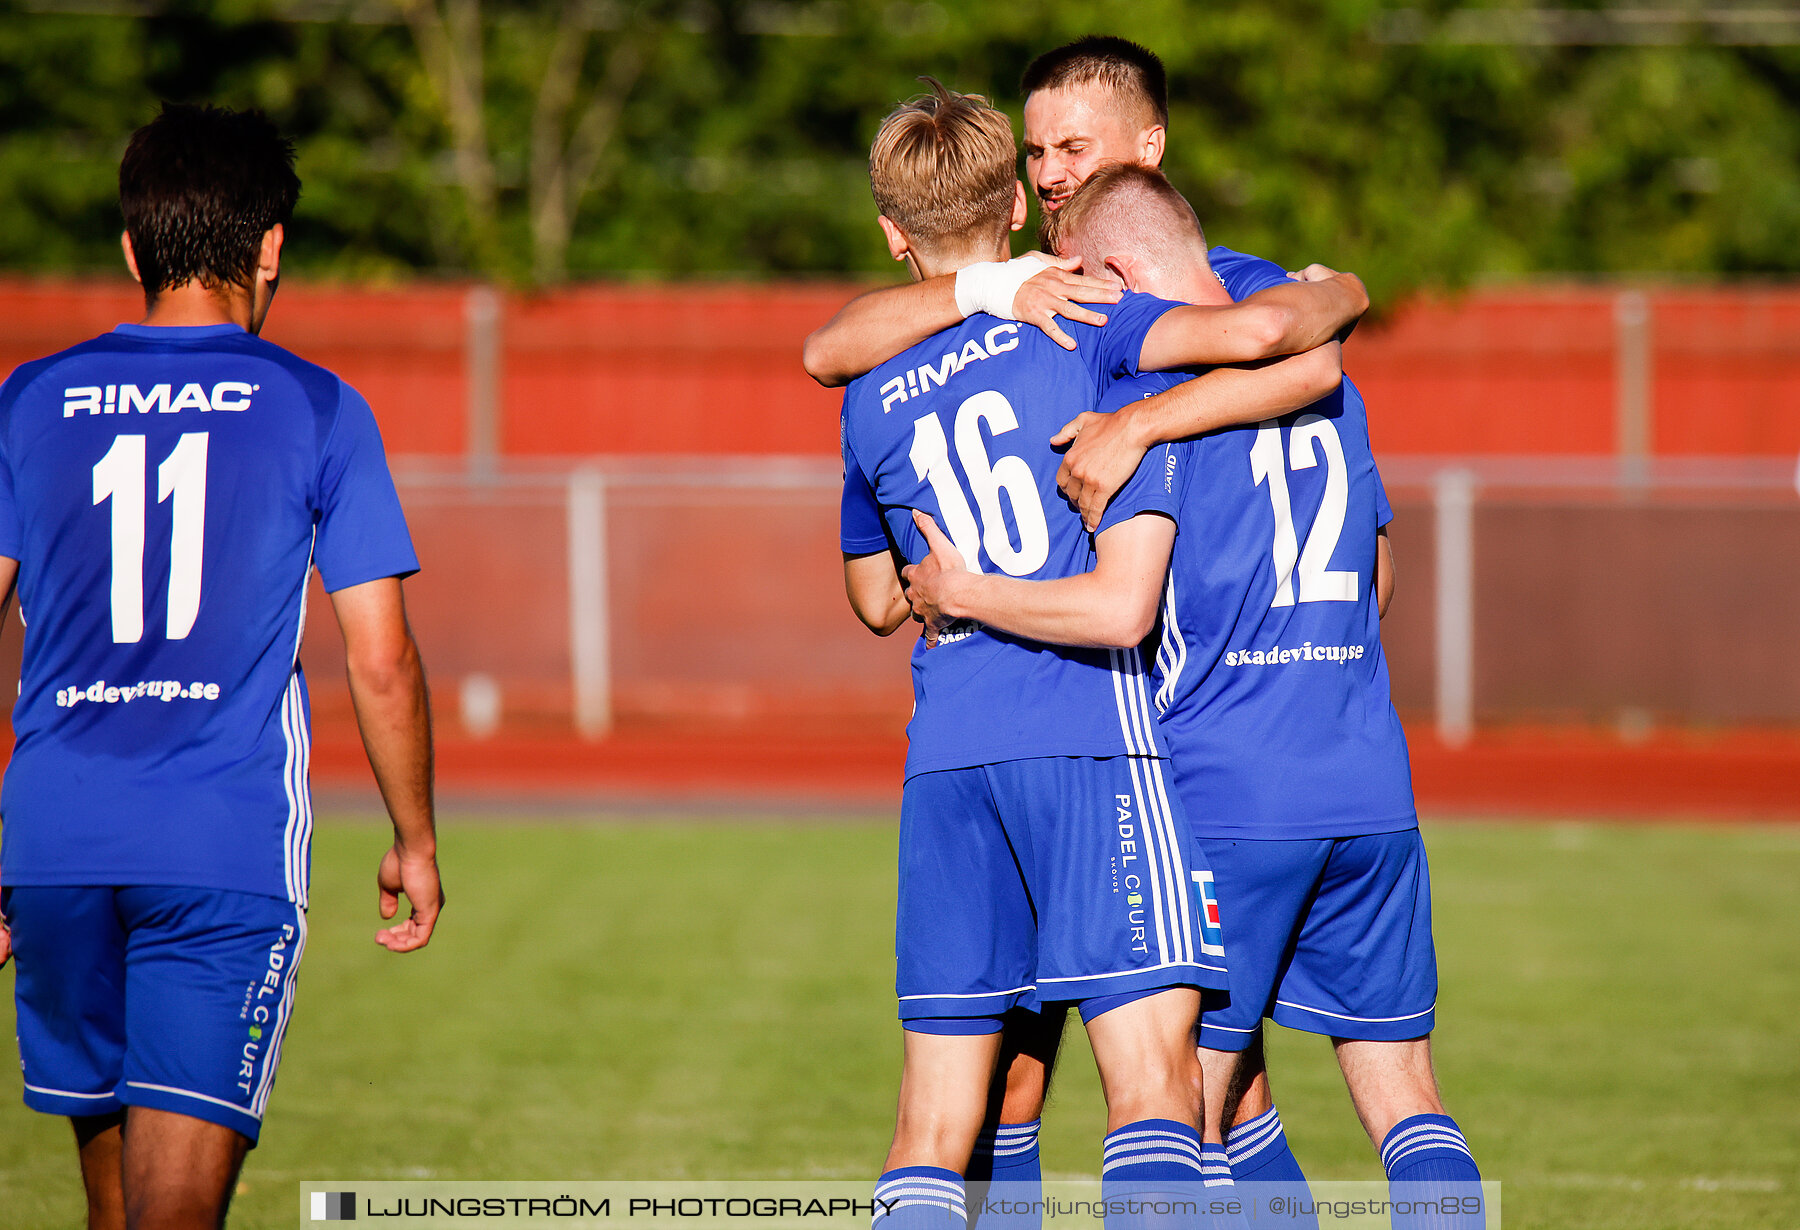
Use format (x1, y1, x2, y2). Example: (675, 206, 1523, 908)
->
(840, 292, 1182, 777)
(0, 322, 418, 904)
(1123, 249, 1416, 839)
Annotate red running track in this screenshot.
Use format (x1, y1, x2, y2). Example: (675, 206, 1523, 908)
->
(311, 724, 1800, 819)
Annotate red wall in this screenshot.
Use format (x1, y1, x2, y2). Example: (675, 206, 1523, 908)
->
(4, 277, 1797, 459)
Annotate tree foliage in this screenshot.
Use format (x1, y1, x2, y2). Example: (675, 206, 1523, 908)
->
(1, 0, 1797, 300)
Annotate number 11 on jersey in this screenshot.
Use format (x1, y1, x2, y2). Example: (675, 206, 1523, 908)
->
(92, 432, 209, 644)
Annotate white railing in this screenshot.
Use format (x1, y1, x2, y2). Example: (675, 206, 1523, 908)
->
(368, 455, 1800, 740)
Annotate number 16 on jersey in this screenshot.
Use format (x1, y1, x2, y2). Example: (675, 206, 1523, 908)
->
(907, 391, 1050, 578)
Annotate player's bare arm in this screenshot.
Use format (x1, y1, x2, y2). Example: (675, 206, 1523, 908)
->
(843, 549, 912, 636)
(1377, 527, 1395, 618)
(1056, 342, 1344, 531)
(331, 576, 442, 953)
(1134, 268, 1367, 372)
(801, 255, 1122, 387)
(903, 508, 1175, 649)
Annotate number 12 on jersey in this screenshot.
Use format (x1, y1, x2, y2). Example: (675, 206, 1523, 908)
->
(92, 432, 209, 643)
(1249, 413, 1357, 608)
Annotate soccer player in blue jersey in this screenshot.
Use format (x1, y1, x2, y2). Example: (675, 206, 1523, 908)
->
(0, 104, 440, 1230)
(838, 81, 1365, 1230)
(905, 164, 1484, 1230)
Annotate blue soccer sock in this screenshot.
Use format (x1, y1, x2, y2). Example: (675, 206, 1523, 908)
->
(1201, 1142, 1235, 1188)
(966, 1120, 1041, 1230)
(1380, 1114, 1484, 1229)
(968, 1118, 1041, 1183)
(874, 1166, 966, 1230)
(1102, 1117, 1206, 1182)
(1226, 1106, 1306, 1184)
(1226, 1106, 1317, 1228)
(1102, 1120, 1246, 1229)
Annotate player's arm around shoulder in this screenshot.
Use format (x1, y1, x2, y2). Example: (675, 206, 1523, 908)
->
(801, 257, 1120, 387)
(903, 509, 1174, 650)
(1057, 345, 1344, 531)
(329, 576, 442, 952)
(1136, 266, 1368, 371)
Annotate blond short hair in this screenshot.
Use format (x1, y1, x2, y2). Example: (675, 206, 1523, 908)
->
(1042, 162, 1206, 275)
(870, 78, 1017, 250)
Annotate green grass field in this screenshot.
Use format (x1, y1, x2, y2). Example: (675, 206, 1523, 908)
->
(1, 817, 1796, 1229)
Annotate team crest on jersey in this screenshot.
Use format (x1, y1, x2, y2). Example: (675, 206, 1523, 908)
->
(1190, 869, 1225, 958)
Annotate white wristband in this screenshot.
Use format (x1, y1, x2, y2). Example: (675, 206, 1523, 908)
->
(954, 254, 1052, 320)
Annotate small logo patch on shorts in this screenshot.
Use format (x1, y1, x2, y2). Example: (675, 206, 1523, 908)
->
(1191, 870, 1226, 958)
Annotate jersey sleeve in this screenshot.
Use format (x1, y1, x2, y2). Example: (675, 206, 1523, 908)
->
(1096, 442, 1181, 535)
(1077, 290, 1184, 385)
(839, 417, 888, 556)
(1208, 246, 1292, 300)
(0, 430, 17, 561)
(313, 384, 420, 592)
(0, 368, 30, 560)
(1373, 459, 1394, 529)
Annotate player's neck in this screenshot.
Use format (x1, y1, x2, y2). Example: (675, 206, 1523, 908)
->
(909, 241, 1010, 282)
(1169, 262, 1232, 307)
(137, 281, 257, 332)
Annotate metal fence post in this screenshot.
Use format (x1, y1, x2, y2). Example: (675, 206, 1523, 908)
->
(1435, 468, 1477, 747)
(465, 285, 502, 478)
(567, 468, 612, 739)
(1615, 290, 1653, 491)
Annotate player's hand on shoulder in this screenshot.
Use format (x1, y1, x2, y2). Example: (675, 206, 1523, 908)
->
(376, 841, 443, 953)
(1013, 253, 1120, 351)
(1052, 410, 1140, 532)
(901, 510, 967, 648)
(1285, 263, 1367, 341)
(1288, 263, 1341, 282)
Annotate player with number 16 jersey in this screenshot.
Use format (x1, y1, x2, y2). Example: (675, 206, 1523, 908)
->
(841, 280, 1237, 1012)
(843, 291, 1185, 779)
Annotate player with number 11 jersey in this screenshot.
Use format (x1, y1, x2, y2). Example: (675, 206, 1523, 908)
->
(0, 326, 416, 905)
(0, 115, 437, 1225)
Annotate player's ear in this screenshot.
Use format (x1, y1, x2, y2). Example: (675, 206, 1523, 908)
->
(1009, 181, 1028, 232)
(260, 225, 284, 283)
(121, 231, 143, 285)
(250, 224, 285, 334)
(1104, 253, 1137, 292)
(877, 215, 911, 263)
(1141, 125, 1166, 170)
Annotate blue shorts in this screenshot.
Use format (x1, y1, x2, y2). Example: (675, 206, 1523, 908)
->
(897, 756, 1226, 1023)
(1195, 830, 1436, 1049)
(3, 886, 307, 1143)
